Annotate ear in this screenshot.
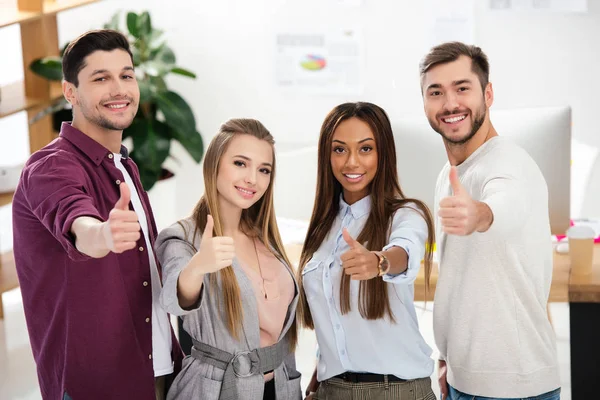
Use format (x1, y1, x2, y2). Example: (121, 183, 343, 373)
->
(62, 80, 77, 106)
(484, 82, 494, 108)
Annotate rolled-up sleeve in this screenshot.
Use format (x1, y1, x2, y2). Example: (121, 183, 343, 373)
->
(381, 205, 428, 285)
(156, 221, 205, 316)
(21, 155, 103, 262)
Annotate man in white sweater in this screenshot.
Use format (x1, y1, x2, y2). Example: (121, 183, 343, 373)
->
(418, 42, 561, 400)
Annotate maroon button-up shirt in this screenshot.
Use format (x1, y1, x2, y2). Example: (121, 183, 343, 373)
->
(12, 123, 183, 400)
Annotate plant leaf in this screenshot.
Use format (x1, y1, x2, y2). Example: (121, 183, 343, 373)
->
(126, 12, 139, 38)
(148, 29, 165, 48)
(142, 61, 166, 77)
(104, 11, 121, 30)
(137, 11, 152, 38)
(156, 46, 176, 65)
(130, 150, 162, 190)
(150, 76, 168, 92)
(127, 119, 171, 190)
(171, 67, 196, 79)
(30, 57, 63, 81)
(155, 90, 196, 133)
(138, 79, 153, 104)
(169, 127, 204, 163)
(131, 46, 142, 66)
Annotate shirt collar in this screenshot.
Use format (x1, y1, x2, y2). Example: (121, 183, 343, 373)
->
(339, 194, 371, 219)
(59, 122, 129, 166)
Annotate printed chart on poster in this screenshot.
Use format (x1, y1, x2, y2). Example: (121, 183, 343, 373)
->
(274, 28, 363, 95)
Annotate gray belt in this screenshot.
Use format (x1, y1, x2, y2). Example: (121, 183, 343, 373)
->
(191, 338, 288, 399)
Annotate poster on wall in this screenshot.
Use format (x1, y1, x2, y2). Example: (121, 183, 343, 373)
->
(423, 0, 475, 50)
(274, 28, 363, 95)
(489, 0, 587, 13)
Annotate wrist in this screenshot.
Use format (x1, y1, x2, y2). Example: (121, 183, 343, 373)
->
(475, 201, 493, 233)
(373, 251, 391, 276)
(189, 255, 209, 278)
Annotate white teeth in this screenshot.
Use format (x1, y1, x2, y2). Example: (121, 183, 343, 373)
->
(237, 187, 253, 195)
(107, 104, 127, 109)
(443, 115, 466, 123)
(344, 174, 362, 179)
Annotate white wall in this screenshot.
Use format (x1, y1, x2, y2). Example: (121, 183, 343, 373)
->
(2, 0, 599, 223)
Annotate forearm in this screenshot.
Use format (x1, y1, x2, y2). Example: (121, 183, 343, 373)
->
(71, 216, 110, 258)
(381, 246, 408, 275)
(306, 366, 319, 395)
(475, 201, 494, 233)
(177, 254, 206, 309)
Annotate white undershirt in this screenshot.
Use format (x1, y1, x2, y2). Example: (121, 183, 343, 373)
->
(114, 153, 173, 377)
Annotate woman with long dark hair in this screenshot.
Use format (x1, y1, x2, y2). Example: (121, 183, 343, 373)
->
(299, 102, 436, 400)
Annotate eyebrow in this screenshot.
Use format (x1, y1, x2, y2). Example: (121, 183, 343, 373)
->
(234, 154, 272, 167)
(89, 66, 135, 77)
(426, 79, 473, 91)
(332, 138, 374, 145)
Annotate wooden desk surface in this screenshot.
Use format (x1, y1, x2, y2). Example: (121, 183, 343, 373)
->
(283, 243, 576, 303)
(568, 244, 600, 303)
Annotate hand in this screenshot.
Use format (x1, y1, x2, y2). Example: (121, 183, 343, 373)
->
(102, 182, 141, 253)
(340, 228, 379, 280)
(195, 215, 235, 274)
(305, 367, 319, 399)
(438, 359, 449, 400)
(438, 166, 478, 236)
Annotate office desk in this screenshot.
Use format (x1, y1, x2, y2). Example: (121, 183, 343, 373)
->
(567, 244, 600, 399)
(283, 243, 571, 303)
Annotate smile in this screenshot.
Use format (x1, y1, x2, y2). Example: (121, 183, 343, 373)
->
(103, 101, 130, 111)
(235, 186, 256, 198)
(342, 173, 365, 183)
(441, 114, 467, 124)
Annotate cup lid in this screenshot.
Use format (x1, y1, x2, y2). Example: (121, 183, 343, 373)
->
(566, 225, 596, 239)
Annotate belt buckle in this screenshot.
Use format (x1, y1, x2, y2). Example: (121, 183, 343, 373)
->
(231, 351, 259, 378)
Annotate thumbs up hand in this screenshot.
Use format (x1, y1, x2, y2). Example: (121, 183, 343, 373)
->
(438, 167, 479, 236)
(194, 215, 235, 274)
(340, 228, 379, 280)
(103, 182, 141, 253)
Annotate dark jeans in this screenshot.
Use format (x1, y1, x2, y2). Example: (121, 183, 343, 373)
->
(448, 385, 561, 400)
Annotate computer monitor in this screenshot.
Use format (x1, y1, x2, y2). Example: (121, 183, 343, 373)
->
(393, 106, 571, 236)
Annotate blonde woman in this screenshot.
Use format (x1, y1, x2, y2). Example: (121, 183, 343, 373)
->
(156, 119, 301, 400)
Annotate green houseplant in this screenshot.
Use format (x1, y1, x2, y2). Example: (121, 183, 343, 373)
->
(29, 11, 203, 190)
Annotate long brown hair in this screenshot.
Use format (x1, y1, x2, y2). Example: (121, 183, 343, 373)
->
(184, 118, 297, 348)
(297, 102, 435, 329)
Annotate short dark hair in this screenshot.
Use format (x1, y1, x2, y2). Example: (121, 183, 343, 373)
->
(419, 41, 490, 93)
(62, 29, 133, 87)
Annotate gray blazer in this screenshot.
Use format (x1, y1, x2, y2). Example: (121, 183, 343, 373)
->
(156, 218, 302, 400)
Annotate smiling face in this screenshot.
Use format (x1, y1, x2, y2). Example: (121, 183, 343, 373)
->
(216, 134, 274, 213)
(422, 55, 493, 145)
(66, 49, 139, 132)
(330, 117, 378, 205)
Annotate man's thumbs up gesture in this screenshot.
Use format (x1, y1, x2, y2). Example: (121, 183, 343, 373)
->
(340, 228, 379, 280)
(439, 166, 488, 236)
(102, 182, 141, 253)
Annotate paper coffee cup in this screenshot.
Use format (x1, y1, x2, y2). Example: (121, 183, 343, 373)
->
(567, 226, 595, 276)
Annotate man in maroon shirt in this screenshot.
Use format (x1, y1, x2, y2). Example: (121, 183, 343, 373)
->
(12, 30, 182, 400)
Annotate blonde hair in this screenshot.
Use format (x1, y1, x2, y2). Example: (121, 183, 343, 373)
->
(186, 119, 297, 348)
